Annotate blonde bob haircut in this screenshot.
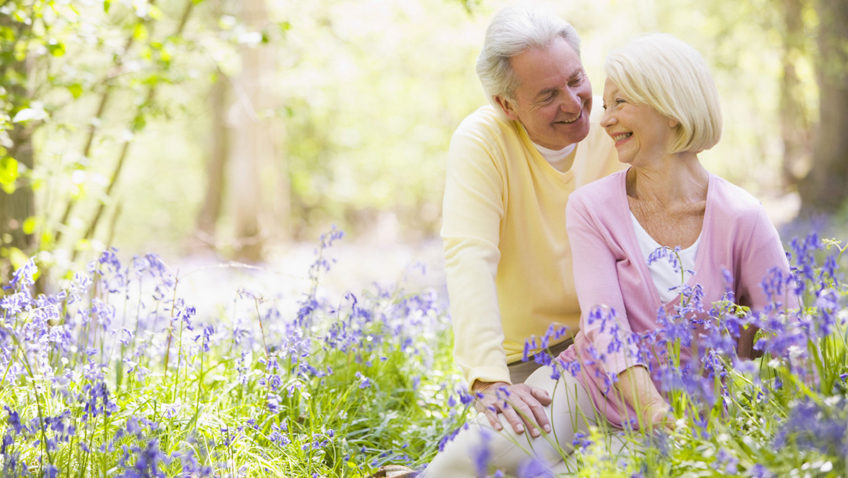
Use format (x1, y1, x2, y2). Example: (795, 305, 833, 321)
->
(604, 33, 722, 153)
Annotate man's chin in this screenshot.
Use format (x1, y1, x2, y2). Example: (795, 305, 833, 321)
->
(553, 116, 590, 143)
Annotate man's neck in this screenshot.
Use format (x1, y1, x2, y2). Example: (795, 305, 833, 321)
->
(533, 141, 577, 172)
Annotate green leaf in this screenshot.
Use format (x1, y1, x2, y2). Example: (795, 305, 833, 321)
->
(67, 83, 84, 99)
(0, 156, 18, 194)
(104, 0, 111, 13)
(133, 23, 148, 42)
(22, 216, 37, 235)
(46, 40, 65, 57)
(8, 247, 30, 272)
(131, 114, 146, 131)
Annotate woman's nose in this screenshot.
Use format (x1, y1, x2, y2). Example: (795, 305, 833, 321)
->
(600, 110, 615, 127)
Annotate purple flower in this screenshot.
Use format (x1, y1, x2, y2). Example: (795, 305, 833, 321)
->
(517, 456, 553, 478)
(471, 427, 493, 477)
(713, 449, 738, 475)
(774, 397, 848, 458)
(356, 371, 372, 389)
(571, 432, 592, 451)
(3, 407, 24, 435)
(648, 246, 681, 273)
(750, 463, 775, 478)
(6, 258, 37, 291)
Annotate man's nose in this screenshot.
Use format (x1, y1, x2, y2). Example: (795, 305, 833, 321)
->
(558, 87, 582, 113)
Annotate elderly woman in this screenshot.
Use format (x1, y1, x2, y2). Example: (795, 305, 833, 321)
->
(420, 33, 793, 476)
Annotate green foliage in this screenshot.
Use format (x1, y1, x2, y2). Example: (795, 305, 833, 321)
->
(0, 234, 470, 475)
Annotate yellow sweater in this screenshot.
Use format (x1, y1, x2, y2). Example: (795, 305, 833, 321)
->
(441, 104, 619, 386)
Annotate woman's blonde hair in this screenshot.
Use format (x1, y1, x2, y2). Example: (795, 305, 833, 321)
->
(605, 33, 722, 153)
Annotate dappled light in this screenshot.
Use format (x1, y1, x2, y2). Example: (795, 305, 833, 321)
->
(1, 0, 847, 476)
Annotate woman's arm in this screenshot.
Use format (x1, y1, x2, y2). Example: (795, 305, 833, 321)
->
(566, 191, 643, 376)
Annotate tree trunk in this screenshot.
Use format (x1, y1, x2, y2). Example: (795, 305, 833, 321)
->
(193, 72, 230, 250)
(798, 0, 848, 213)
(228, 0, 273, 262)
(779, 0, 813, 188)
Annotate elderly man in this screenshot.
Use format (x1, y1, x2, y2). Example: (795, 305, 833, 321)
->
(365, 7, 620, 478)
(441, 5, 618, 442)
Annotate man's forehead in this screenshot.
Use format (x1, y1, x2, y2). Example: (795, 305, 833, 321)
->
(521, 65, 585, 96)
(509, 40, 584, 94)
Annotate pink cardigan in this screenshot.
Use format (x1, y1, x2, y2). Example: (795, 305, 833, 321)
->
(558, 170, 791, 427)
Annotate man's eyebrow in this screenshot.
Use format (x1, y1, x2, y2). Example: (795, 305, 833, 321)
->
(534, 87, 557, 99)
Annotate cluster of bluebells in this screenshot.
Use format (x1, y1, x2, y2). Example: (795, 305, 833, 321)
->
(0, 226, 461, 476)
(460, 233, 848, 476)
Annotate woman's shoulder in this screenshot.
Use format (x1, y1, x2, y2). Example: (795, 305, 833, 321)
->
(708, 175, 764, 217)
(567, 171, 627, 225)
(571, 170, 626, 203)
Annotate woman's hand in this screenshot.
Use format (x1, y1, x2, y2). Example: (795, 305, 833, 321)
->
(473, 381, 553, 437)
(616, 366, 673, 431)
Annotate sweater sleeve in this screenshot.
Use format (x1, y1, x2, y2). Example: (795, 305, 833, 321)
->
(566, 191, 644, 377)
(736, 206, 798, 311)
(441, 117, 511, 386)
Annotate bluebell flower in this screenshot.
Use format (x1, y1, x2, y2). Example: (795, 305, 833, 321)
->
(714, 449, 738, 475)
(356, 371, 372, 389)
(774, 397, 848, 458)
(571, 432, 592, 451)
(6, 258, 37, 291)
(4, 407, 27, 435)
(750, 463, 775, 478)
(471, 427, 492, 478)
(0, 433, 15, 460)
(648, 246, 681, 274)
(517, 456, 554, 477)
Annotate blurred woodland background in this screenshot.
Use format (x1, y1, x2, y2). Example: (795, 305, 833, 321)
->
(1, 0, 847, 280)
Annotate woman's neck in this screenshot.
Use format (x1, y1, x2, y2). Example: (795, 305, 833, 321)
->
(626, 152, 709, 205)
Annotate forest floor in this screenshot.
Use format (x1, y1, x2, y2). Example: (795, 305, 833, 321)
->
(172, 237, 448, 320)
(169, 190, 845, 319)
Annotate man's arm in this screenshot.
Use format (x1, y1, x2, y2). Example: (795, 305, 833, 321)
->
(442, 111, 552, 436)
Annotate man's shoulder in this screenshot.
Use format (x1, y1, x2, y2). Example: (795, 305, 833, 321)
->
(450, 105, 527, 166)
(454, 105, 517, 139)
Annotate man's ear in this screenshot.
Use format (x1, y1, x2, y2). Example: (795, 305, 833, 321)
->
(494, 95, 520, 121)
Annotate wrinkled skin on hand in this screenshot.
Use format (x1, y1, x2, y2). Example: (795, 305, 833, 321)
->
(473, 381, 553, 437)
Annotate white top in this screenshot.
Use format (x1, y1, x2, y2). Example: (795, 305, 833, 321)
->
(534, 142, 577, 172)
(630, 212, 700, 303)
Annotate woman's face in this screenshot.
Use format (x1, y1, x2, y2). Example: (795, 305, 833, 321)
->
(600, 78, 677, 166)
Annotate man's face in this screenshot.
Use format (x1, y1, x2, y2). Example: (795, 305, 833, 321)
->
(496, 37, 592, 150)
